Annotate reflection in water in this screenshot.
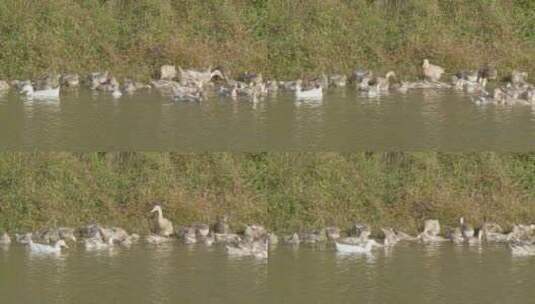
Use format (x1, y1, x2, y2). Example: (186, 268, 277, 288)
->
(1, 243, 535, 303)
(2, 89, 535, 150)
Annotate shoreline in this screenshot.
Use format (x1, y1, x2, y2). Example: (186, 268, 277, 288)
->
(1, 152, 535, 234)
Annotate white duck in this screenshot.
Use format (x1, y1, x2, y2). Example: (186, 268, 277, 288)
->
(145, 234, 173, 245)
(20, 84, 60, 100)
(0, 232, 11, 245)
(295, 81, 323, 100)
(151, 205, 174, 237)
(335, 239, 381, 254)
(510, 241, 535, 257)
(226, 239, 268, 259)
(29, 239, 68, 254)
(422, 59, 445, 82)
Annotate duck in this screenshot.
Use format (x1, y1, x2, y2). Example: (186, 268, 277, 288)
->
(393, 81, 410, 93)
(295, 80, 323, 100)
(481, 222, 508, 242)
(283, 233, 300, 245)
(226, 239, 268, 259)
(61, 74, 80, 88)
(160, 65, 177, 81)
(214, 215, 230, 234)
(510, 70, 528, 85)
(459, 217, 475, 239)
(214, 233, 241, 244)
(122, 79, 151, 94)
(16, 232, 33, 244)
(352, 69, 373, 84)
(510, 241, 535, 257)
(381, 228, 403, 246)
(466, 230, 483, 245)
(20, 84, 60, 100)
(375, 71, 397, 91)
(0, 232, 11, 245)
(145, 234, 172, 245)
(335, 239, 382, 254)
(177, 226, 197, 244)
(29, 239, 68, 254)
(329, 74, 347, 88)
(88, 72, 111, 90)
(150, 205, 174, 237)
(193, 223, 210, 238)
(422, 59, 445, 82)
(0, 80, 9, 92)
(268, 232, 279, 245)
(418, 219, 448, 243)
(338, 223, 371, 244)
(84, 237, 114, 250)
(179, 66, 224, 87)
(300, 229, 327, 244)
(447, 227, 465, 244)
(325, 227, 341, 241)
(173, 84, 204, 102)
(203, 233, 215, 246)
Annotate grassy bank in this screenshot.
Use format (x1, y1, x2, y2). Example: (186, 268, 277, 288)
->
(1, 152, 535, 234)
(0, 1, 534, 80)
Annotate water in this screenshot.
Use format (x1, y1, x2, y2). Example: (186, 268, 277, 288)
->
(1, 242, 534, 304)
(1, 88, 535, 151)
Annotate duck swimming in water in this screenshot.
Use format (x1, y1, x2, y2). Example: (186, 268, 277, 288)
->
(20, 84, 60, 100)
(226, 238, 268, 259)
(295, 80, 323, 100)
(335, 239, 382, 254)
(85, 236, 114, 250)
(151, 205, 174, 237)
(29, 239, 68, 254)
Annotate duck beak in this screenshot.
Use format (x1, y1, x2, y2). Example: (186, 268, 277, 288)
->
(150, 207, 157, 213)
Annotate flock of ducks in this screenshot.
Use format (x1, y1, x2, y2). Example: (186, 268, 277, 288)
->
(2, 205, 535, 258)
(0, 60, 532, 106)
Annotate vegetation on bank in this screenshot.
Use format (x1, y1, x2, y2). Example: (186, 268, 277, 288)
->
(0, 0, 534, 80)
(1, 152, 535, 234)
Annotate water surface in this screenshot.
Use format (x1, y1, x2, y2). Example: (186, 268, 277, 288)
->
(1, 89, 535, 150)
(1, 243, 534, 304)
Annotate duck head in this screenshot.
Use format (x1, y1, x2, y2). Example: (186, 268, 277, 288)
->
(422, 59, 430, 68)
(150, 205, 162, 214)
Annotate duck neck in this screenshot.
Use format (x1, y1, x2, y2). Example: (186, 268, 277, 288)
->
(157, 208, 164, 221)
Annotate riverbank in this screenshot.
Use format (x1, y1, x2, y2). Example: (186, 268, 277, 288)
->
(0, 1, 534, 80)
(1, 153, 535, 234)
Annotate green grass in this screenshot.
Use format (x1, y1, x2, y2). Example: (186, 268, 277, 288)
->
(1, 152, 535, 234)
(0, 1, 534, 81)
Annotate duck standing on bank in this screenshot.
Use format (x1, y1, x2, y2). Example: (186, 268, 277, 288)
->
(150, 205, 174, 237)
(422, 59, 445, 82)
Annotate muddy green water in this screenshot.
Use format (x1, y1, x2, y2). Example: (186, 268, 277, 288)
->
(1, 89, 535, 151)
(1, 242, 534, 304)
